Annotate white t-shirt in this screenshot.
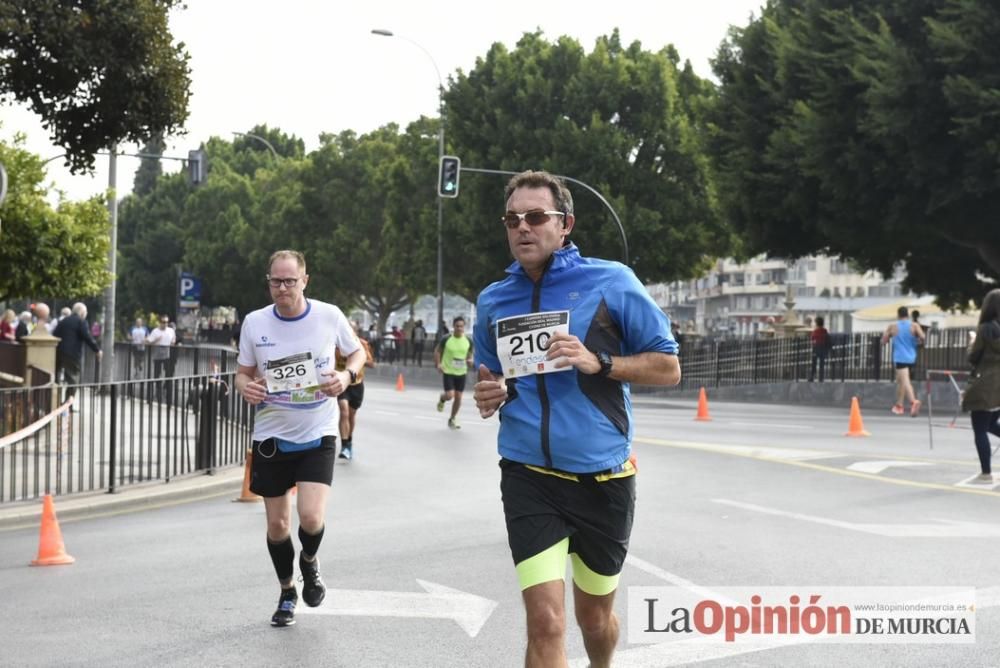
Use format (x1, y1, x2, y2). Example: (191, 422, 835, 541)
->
(146, 326, 176, 359)
(130, 326, 148, 346)
(238, 299, 359, 443)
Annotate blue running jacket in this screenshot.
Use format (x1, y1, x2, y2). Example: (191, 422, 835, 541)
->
(474, 244, 678, 473)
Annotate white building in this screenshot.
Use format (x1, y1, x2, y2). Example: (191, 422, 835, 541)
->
(650, 255, 911, 335)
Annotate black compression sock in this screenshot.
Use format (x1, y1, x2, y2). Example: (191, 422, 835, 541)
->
(266, 536, 295, 583)
(299, 524, 325, 559)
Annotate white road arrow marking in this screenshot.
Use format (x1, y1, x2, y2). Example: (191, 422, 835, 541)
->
(847, 460, 933, 474)
(296, 579, 497, 637)
(713, 498, 1000, 537)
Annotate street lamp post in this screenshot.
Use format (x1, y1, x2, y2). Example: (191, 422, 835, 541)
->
(232, 131, 279, 161)
(371, 28, 446, 339)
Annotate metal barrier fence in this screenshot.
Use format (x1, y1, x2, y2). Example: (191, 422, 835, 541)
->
(0, 372, 252, 504)
(83, 341, 238, 383)
(676, 328, 973, 391)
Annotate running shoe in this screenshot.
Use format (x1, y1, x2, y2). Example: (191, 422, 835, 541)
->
(338, 446, 352, 460)
(436, 398, 445, 412)
(448, 417, 460, 430)
(270, 587, 298, 627)
(890, 404, 904, 416)
(909, 400, 921, 417)
(975, 473, 995, 484)
(299, 555, 327, 607)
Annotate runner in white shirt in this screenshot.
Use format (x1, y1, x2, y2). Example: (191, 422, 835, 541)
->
(236, 250, 365, 627)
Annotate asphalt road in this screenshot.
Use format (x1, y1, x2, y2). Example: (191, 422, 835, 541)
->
(2, 381, 997, 667)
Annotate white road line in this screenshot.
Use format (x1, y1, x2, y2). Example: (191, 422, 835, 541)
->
(846, 461, 933, 474)
(724, 421, 814, 431)
(713, 498, 1000, 537)
(625, 554, 736, 606)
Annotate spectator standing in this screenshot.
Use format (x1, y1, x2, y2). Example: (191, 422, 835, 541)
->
(146, 315, 177, 401)
(808, 316, 832, 382)
(392, 325, 405, 364)
(130, 317, 149, 376)
(368, 324, 381, 362)
(961, 289, 1000, 484)
(52, 302, 102, 403)
(15, 311, 32, 341)
(411, 319, 427, 366)
(32, 303, 52, 333)
(402, 316, 416, 365)
(0, 309, 16, 341)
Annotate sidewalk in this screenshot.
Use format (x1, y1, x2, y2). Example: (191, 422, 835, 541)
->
(0, 464, 245, 532)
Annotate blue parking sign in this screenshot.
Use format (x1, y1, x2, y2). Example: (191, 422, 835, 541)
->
(179, 271, 201, 308)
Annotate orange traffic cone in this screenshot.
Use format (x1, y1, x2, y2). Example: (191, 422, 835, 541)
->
(234, 449, 261, 502)
(396, 373, 405, 391)
(694, 387, 712, 421)
(844, 396, 870, 437)
(30, 494, 75, 566)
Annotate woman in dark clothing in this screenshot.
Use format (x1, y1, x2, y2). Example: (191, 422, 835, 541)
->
(962, 289, 1000, 483)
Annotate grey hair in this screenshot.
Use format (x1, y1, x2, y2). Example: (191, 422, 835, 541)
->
(503, 170, 574, 216)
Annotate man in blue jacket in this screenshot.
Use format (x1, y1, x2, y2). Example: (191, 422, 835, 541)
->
(473, 170, 680, 668)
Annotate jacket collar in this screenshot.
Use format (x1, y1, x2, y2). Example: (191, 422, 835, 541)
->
(505, 242, 580, 278)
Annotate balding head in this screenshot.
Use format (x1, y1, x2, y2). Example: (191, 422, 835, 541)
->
(34, 303, 50, 323)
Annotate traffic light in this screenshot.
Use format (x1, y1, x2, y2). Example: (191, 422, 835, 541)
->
(438, 155, 460, 198)
(188, 149, 207, 186)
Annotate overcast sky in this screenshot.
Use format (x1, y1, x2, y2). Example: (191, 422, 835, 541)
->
(2, 0, 763, 203)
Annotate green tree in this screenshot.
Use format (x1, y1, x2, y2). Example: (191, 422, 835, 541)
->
(711, 0, 1000, 308)
(116, 171, 188, 318)
(442, 30, 730, 299)
(133, 133, 166, 196)
(0, 0, 191, 173)
(298, 124, 436, 333)
(0, 136, 111, 301)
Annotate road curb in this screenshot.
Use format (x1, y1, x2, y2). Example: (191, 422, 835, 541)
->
(0, 466, 244, 532)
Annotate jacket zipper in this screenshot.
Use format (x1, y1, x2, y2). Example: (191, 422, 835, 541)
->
(532, 259, 554, 468)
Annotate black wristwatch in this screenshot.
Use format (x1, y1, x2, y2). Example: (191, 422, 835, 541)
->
(347, 369, 358, 384)
(596, 351, 614, 378)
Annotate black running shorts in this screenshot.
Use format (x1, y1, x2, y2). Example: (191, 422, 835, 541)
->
(499, 458, 636, 577)
(442, 373, 467, 393)
(250, 435, 336, 497)
(338, 382, 365, 410)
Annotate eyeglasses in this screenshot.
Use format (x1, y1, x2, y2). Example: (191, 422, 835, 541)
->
(267, 277, 300, 288)
(501, 210, 565, 229)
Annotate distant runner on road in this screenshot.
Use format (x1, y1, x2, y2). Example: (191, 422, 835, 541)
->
(435, 316, 474, 429)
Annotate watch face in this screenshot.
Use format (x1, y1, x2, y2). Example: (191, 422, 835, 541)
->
(598, 351, 613, 376)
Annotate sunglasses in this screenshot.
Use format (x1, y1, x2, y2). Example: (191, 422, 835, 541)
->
(501, 210, 565, 229)
(267, 277, 300, 288)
